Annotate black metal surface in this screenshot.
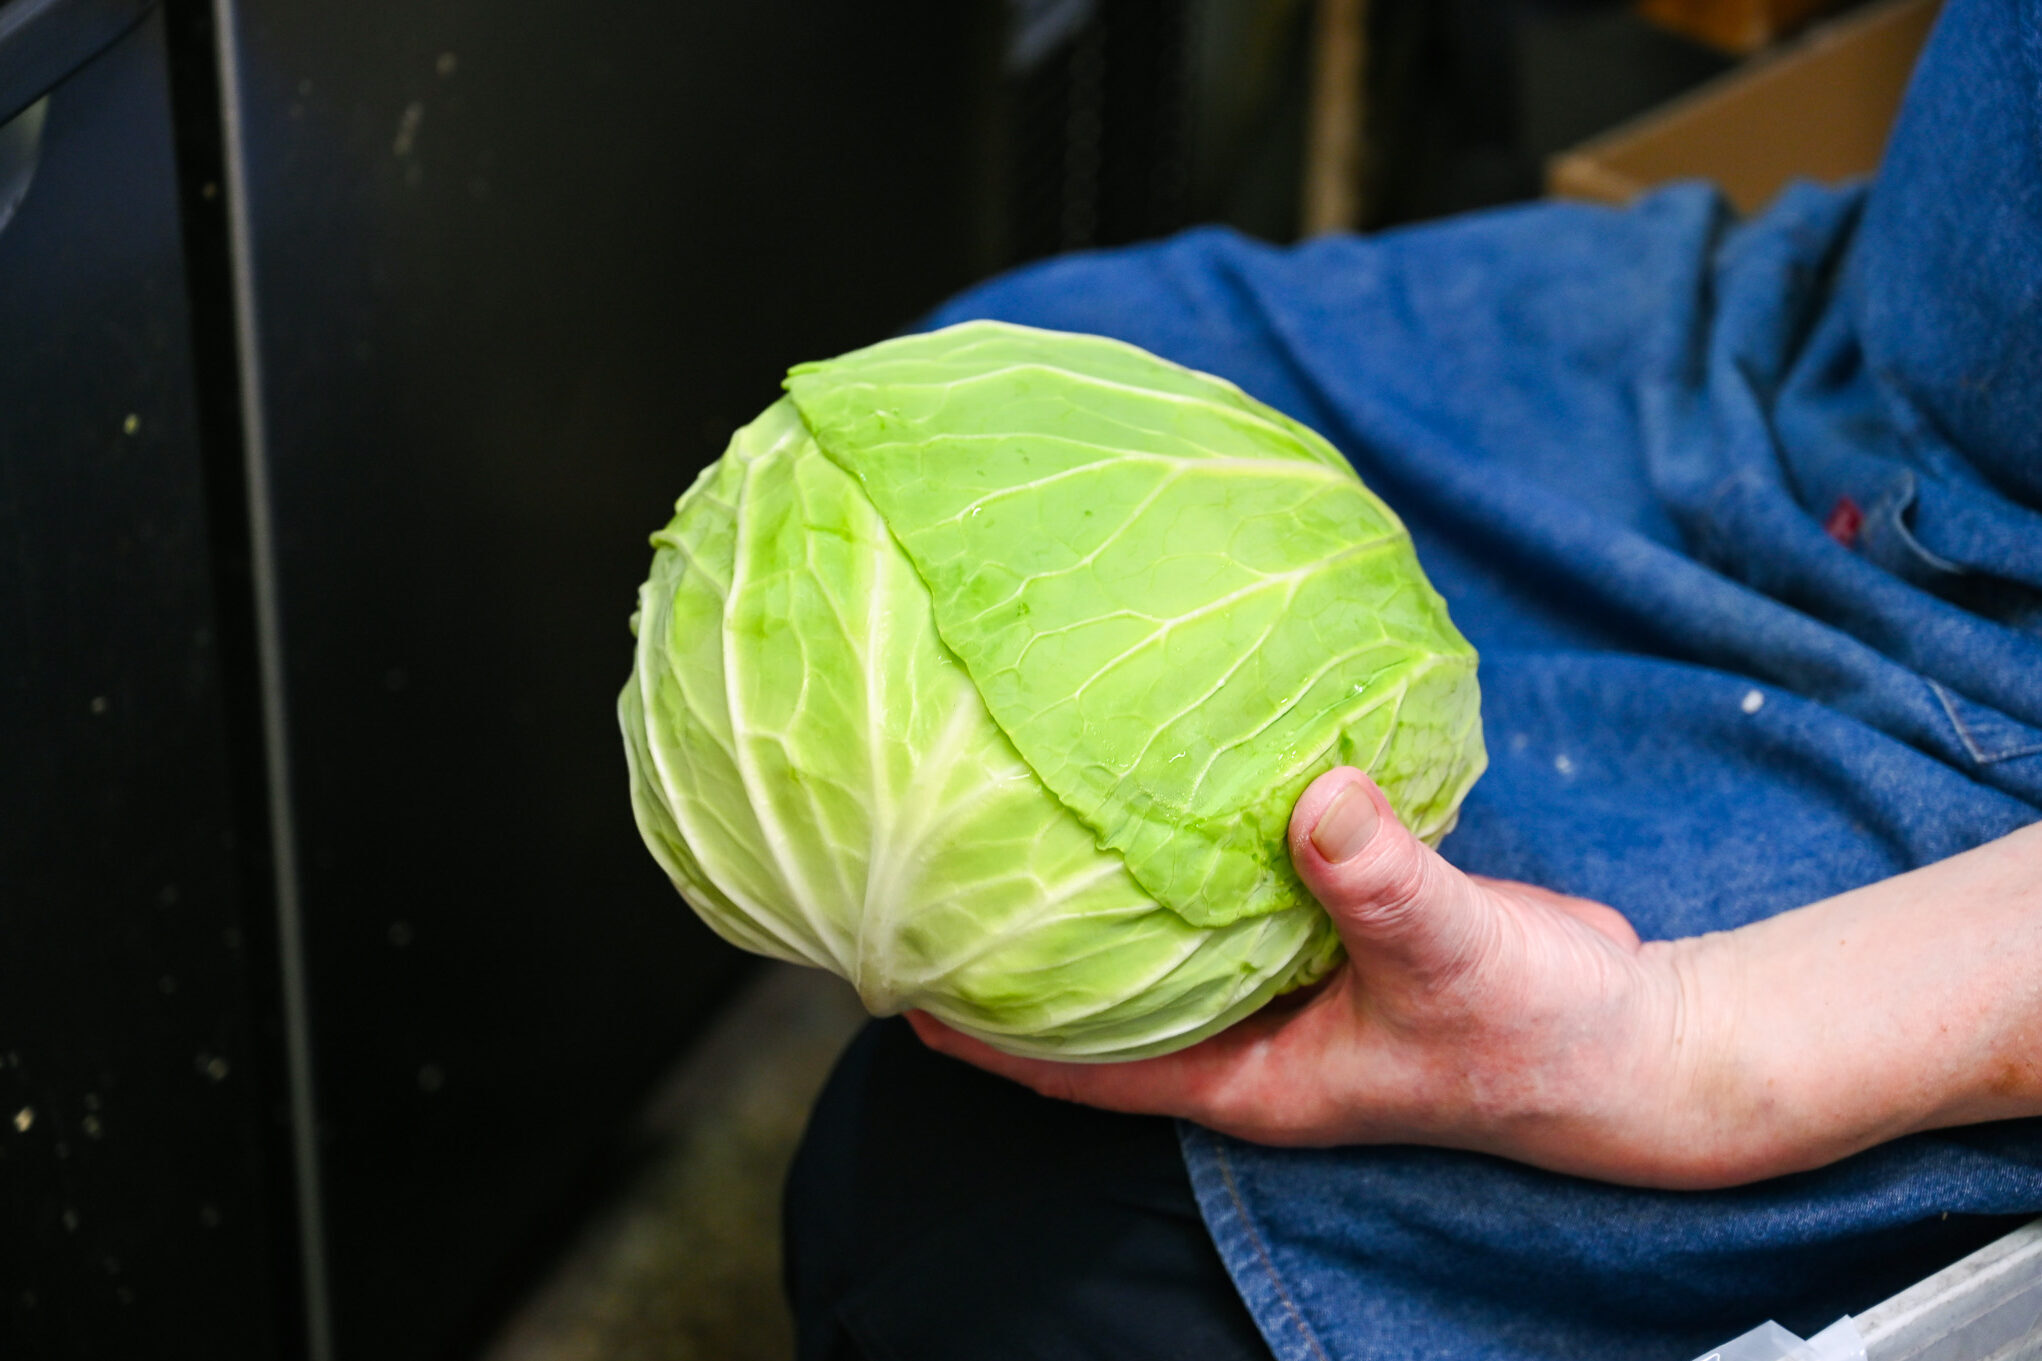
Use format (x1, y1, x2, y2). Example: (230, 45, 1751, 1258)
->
(0, 0, 154, 124)
(1003, 0, 1202, 260)
(0, 11, 290, 1357)
(213, 2, 1006, 1357)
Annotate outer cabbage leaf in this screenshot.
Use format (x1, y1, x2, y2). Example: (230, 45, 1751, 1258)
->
(621, 398, 1341, 1059)
(785, 322, 1484, 929)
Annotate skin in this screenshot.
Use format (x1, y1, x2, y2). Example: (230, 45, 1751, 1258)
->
(909, 767, 2042, 1191)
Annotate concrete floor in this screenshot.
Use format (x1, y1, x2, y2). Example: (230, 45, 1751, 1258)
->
(483, 965, 867, 1361)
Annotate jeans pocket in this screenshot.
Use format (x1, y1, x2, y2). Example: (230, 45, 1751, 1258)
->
(1931, 682, 2042, 765)
(1860, 478, 2042, 636)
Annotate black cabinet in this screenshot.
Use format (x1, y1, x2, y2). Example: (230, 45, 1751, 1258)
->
(219, 2, 1010, 1357)
(1, 8, 289, 1357)
(3, 2, 1011, 1357)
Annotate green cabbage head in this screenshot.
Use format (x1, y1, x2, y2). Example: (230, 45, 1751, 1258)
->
(620, 321, 1484, 1060)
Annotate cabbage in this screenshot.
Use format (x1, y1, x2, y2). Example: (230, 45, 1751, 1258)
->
(620, 321, 1484, 1059)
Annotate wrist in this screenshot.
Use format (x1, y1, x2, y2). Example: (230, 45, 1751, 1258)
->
(1457, 927, 1760, 1190)
(1631, 921, 1896, 1190)
(1437, 918, 1754, 1188)
(1634, 929, 1767, 1188)
(1544, 930, 1759, 1189)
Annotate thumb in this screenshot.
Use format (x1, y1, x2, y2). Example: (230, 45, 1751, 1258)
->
(1288, 768, 1496, 983)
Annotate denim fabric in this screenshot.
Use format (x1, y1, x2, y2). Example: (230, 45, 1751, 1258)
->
(915, 0, 2042, 1354)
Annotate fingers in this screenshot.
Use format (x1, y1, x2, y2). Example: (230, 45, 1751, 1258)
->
(904, 1010, 1225, 1113)
(1288, 768, 1498, 985)
(903, 1007, 1348, 1142)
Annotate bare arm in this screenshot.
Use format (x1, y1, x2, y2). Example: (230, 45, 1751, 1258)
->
(909, 768, 2042, 1190)
(1670, 820, 2042, 1184)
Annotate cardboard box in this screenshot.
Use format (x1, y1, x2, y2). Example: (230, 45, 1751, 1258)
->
(1637, 0, 1840, 54)
(1547, 0, 1939, 216)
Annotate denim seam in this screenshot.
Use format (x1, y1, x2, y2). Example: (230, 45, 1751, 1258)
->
(1215, 1141, 1334, 1361)
(1931, 681, 2042, 764)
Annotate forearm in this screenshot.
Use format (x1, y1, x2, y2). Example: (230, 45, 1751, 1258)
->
(1656, 820, 2042, 1188)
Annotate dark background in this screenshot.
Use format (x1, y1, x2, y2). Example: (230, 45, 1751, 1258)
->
(0, 1, 1740, 1356)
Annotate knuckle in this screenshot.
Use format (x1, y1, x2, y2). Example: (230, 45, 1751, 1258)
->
(1342, 838, 1434, 927)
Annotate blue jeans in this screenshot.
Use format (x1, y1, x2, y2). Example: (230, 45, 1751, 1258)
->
(788, 0, 2042, 1354)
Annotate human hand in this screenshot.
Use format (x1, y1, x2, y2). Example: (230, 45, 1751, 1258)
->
(908, 766, 1723, 1188)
